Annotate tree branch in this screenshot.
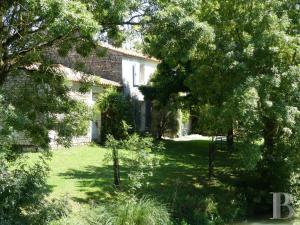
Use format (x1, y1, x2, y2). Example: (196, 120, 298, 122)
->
(7, 34, 67, 64)
(292, 49, 297, 65)
(126, 13, 144, 23)
(101, 21, 143, 26)
(3, 18, 46, 48)
(235, 27, 244, 49)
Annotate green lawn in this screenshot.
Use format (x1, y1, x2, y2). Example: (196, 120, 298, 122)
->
(27, 141, 300, 225)
(29, 140, 239, 208)
(45, 145, 114, 202)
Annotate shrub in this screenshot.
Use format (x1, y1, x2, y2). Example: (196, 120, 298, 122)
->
(105, 134, 163, 190)
(171, 195, 223, 225)
(150, 100, 179, 139)
(171, 193, 246, 225)
(50, 195, 172, 225)
(192, 197, 224, 225)
(0, 155, 49, 224)
(0, 95, 53, 224)
(29, 196, 72, 225)
(112, 195, 172, 225)
(96, 87, 133, 141)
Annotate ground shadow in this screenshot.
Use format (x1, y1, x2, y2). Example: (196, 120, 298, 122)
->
(58, 165, 130, 203)
(140, 139, 243, 223)
(56, 139, 243, 223)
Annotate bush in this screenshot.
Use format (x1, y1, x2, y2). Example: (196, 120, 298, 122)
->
(150, 100, 179, 139)
(113, 195, 171, 225)
(50, 195, 172, 225)
(96, 87, 133, 141)
(0, 95, 56, 224)
(0, 155, 49, 224)
(192, 197, 224, 225)
(171, 193, 246, 225)
(105, 134, 163, 190)
(29, 196, 72, 225)
(171, 195, 223, 225)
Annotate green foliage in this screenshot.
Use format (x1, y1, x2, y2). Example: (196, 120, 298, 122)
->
(190, 104, 229, 136)
(0, 1, 151, 224)
(57, 101, 91, 147)
(105, 134, 163, 191)
(180, 109, 190, 125)
(172, 194, 245, 225)
(143, 0, 300, 215)
(50, 195, 172, 225)
(193, 197, 224, 225)
(140, 86, 182, 139)
(151, 101, 180, 139)
(228, 66, 300, 212)
(0, 154, 50, 224)
(2, 66, 90, 149)
(236, 143, 262, 171)
(112, 195, 172, 225)
(0, 96, 83, 224)
(1, 0, 149, 149)
(96, 87, 133, 141)
(0, 0, 144, 76)
(29, 197, 71, 225)
(0, 99, 55, 224)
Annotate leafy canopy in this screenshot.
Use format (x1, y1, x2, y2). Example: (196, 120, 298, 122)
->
(142, 0, 300, 208)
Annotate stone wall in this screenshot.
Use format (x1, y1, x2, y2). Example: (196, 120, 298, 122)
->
(49, 82, 93, 148)
(49, 128, 92, 149)
(2, 75, 33, 146)
(45, 47, 123, 83)
(3, 75, 93, 149)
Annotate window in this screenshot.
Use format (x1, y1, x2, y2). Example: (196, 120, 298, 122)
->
(133, 64, 139, 86)
(140, 64, 145, 85)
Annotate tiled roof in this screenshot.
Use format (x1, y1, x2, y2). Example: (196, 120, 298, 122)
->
(53, 64, 121, 87)
(99, 42, 159, 63)
(25, 64, 122, 87)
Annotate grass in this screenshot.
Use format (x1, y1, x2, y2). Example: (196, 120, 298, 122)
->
(49, 145, 109, 200)
(28, 145, 114, 202)
(27, 139, 243, 224)
(27, 140, 300, 224)
(28, 140, 239, 205)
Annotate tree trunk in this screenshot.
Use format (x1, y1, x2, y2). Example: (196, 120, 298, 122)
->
(261, 118, 281, 190)
(156, 112, 166, 140)
(226, 127, 234, 150)
(0, 68, 7, 86)
(0, 53, 10, 86)
(262, 118, 277, 155)
(208, 143, 216, 179)
(112, 148, 121, 187)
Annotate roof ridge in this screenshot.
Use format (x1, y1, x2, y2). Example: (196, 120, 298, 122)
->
(98, 42, 159, 62)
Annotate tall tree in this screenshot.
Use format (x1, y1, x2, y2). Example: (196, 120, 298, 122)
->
(142, 0, 300, 213)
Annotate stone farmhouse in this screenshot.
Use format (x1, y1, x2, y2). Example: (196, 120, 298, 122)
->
(45, 43, 160, 147)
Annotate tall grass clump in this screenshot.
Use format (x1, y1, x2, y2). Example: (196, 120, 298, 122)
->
(113, 196, 171, 225)
(49, 195, 172, 225)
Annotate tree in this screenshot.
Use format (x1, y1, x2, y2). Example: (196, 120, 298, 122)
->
(142, 0, 300, 213)
(0, 1, 149, 222)
(105, 134, 162, 190)
(141, 0, 219, 135)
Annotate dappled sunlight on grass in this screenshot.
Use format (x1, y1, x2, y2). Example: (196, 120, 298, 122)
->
(32, 145, 113, 202)
(27, 139, 245, 223)
(39, 140, 240, 203)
